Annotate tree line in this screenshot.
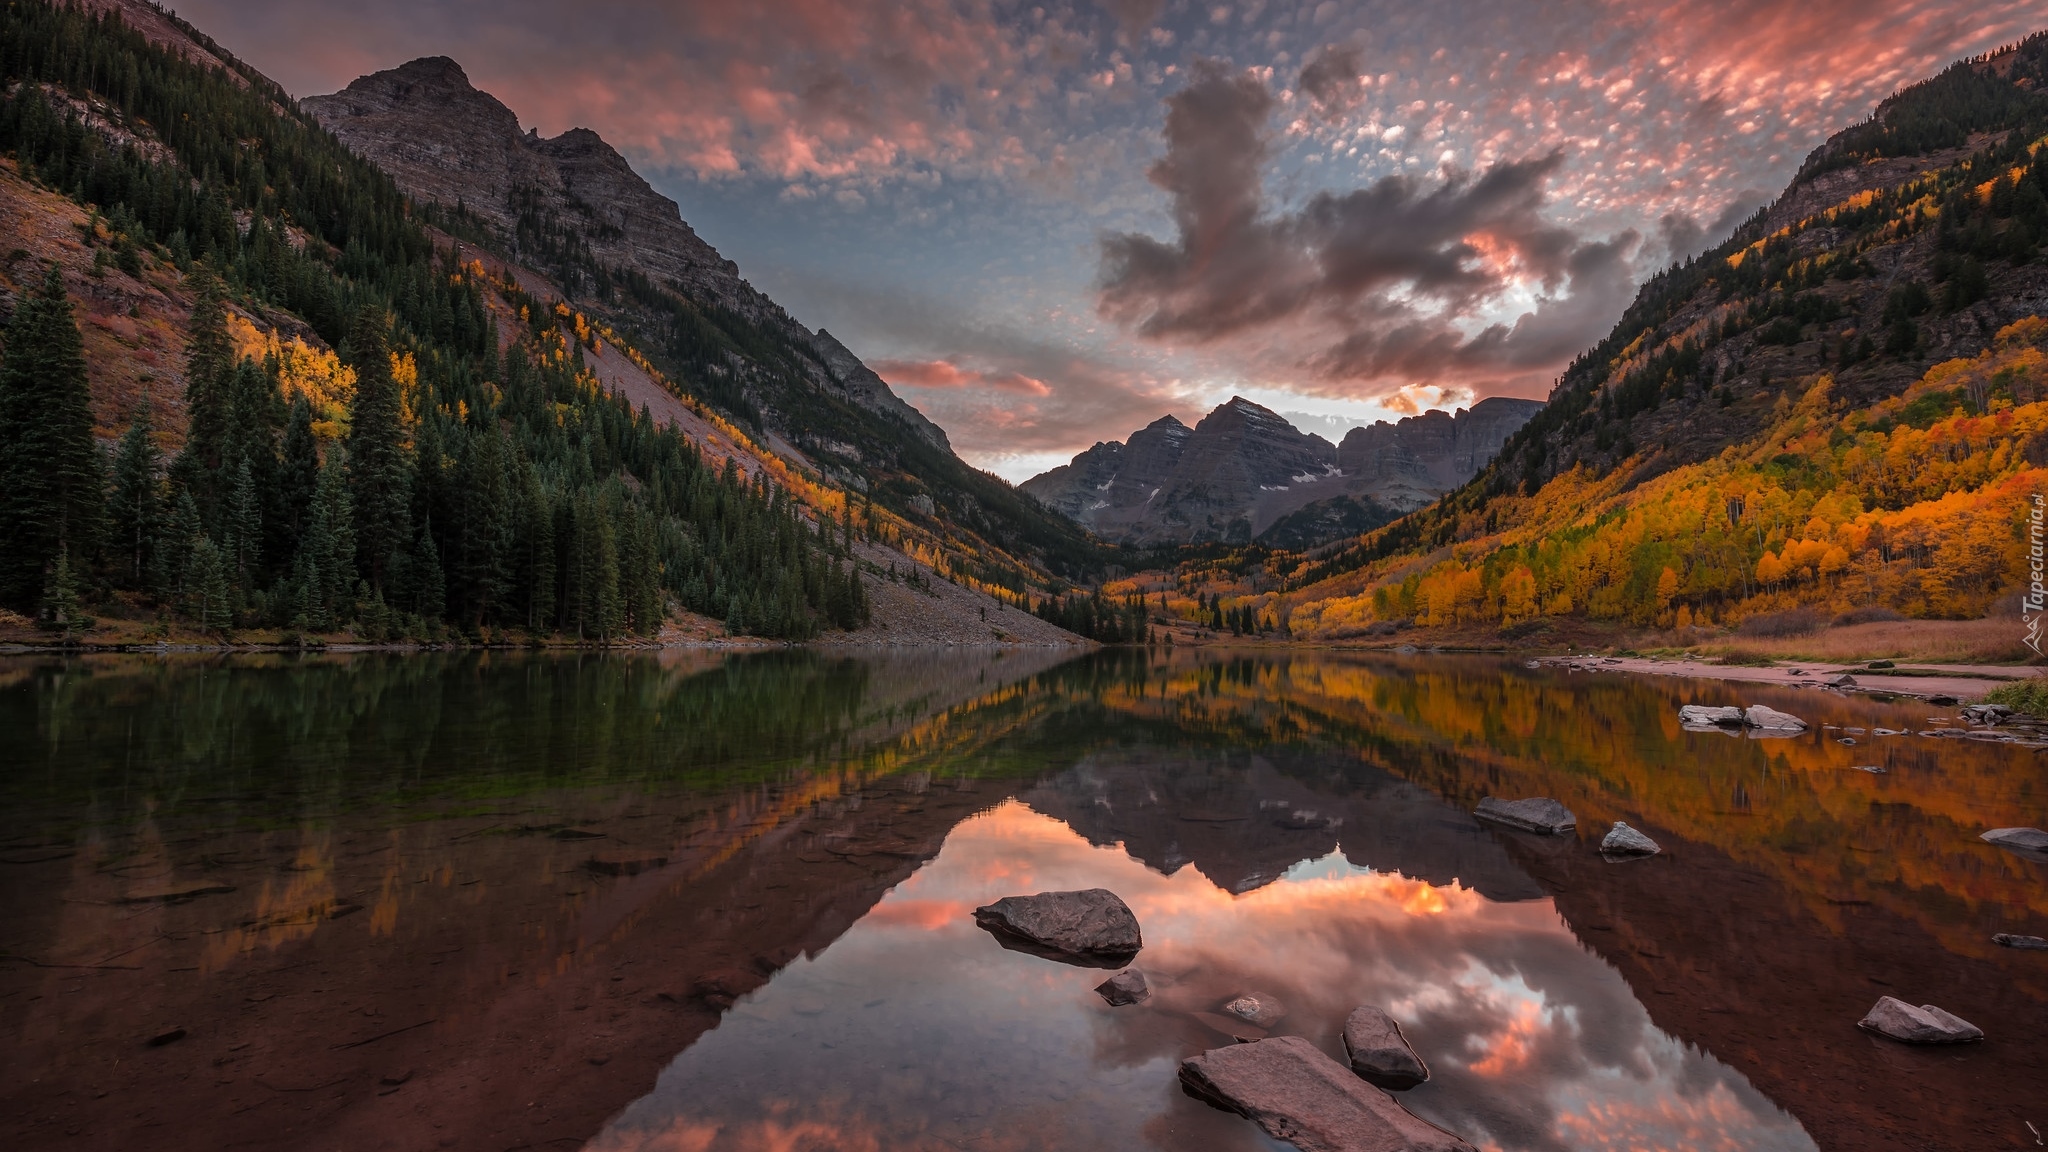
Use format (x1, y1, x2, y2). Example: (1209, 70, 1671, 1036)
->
(0, 0, 867, 641)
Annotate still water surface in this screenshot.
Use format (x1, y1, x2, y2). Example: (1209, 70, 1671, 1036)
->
(2, 650, 2043, 1152)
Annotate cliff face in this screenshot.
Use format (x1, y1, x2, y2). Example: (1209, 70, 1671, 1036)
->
(302, 57, 950, 453)
(1022, 396, 1541, 548)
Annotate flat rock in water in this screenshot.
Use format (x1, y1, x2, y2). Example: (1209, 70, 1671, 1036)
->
(1679, 705, 1747, 729)
(586, 854, 668, 876)
(1342, 1006, 1430, 1090)
(1993, 933, 2048, 950)
(1474, 797, 1576, 834)
(1221, 992, 1287, 1028)
(1600, 822, 1660, 857)
(1096, 969, 1150, 1006)
(119, 883, 235, 905)
(973, 888, 1141, 963)
(1744, 705, 1807, 733)
(1857, 996, 1983, 1044)
(1981, 827, 2048, 853)
(1180, 1036, 1476, 1152)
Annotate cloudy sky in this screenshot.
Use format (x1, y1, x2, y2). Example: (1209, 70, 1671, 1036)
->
(178, 0, 2039, 479)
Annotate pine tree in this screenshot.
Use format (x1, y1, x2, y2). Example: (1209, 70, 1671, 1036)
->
(410, 517, 445, 621)
(293, 448, 354, 627)
(170, 262, 232, 513)
(40, 549, 81, 633)
(221, 455, 261, 591)
(184, 533, 231, 632)
(108, 392, 163, 589)
(0, 265, 104, 610)
(344, 308, 411, 591)
(278, 396, 319, 542)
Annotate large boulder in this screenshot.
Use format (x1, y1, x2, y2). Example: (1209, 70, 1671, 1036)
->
(1857, 996, 1983, 1044)
(1599, 822, 1661, 857)
(1678, 705, 1746, 728)
(1474, 797, 1576, 834)
(1180, 1036, 1476, 1152)
(1744, 705, 1807, 734)
(973, 888, 1141, 964)
(1342, 1006, 1430, 1090)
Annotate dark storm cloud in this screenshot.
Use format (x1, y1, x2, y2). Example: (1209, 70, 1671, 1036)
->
(1297, 42, 1367, 117)
(1098, 62, 1637, 392)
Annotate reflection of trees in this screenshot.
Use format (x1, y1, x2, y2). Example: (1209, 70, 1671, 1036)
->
(1066, 652, 2048, 994)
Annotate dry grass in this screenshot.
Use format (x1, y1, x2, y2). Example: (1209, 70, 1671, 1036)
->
(1689, 617, 2038, 665)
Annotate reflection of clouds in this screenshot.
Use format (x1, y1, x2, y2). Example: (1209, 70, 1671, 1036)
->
(586, 801, 1813, 1152)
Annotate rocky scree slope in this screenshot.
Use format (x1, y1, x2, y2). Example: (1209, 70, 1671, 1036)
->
(304, 57, 1098, 583)
(1022, 395, 1539, 549)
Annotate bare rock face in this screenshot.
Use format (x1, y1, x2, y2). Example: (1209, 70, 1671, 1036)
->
(1599, 822, 1661, 857)
(1857, 996, 1984, 1044)
(1180, 1036, 1476, 1152)
(302, 58, 951, 453)
(972, 888, 1141, 965)
(1342, 1006, 1430, 1090)
(1474, 797, 1577, 834)
(1095, 969, 1150, 1006)
(1021, 396, 1540, 548)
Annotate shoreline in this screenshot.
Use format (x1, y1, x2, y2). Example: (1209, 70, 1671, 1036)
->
(1530, 654, 2036, 702)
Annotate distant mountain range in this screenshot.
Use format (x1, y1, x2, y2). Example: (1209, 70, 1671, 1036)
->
(1020, 396, 1541, 548)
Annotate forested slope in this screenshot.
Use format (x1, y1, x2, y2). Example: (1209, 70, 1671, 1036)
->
(0, 0, 1082, 644)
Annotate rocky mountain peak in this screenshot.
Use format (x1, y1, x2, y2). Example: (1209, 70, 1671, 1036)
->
(1023, 396, 1541, 547)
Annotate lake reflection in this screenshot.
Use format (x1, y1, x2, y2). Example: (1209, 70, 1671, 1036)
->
(588, 795, 1813, 1152)
(3, 650, 2044, 1152)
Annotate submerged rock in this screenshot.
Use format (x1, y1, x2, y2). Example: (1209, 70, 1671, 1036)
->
(1599, 822, 1660, 857)
(1180, 1036, 1476, 1152)
(973, 888, 1141, 964)
(1342, 1005, 1430, 1090)
(1744, 705, 1807, 733)
(1222, 992, 1288, 1028)
(1857, 996, 1983, 1044)
(1982, 827, 2048, 854)
(1474, 797, 1577, 834)
(1679, 705, 1746, 728)
(1095, 969, 1151, 1006)
(1994, 933, 2048, 951)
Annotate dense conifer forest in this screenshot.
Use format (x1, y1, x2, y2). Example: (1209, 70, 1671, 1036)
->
(0, 0, 869, 640)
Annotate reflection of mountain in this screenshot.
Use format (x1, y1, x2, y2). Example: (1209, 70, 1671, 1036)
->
(1021, 749, 1542, 901)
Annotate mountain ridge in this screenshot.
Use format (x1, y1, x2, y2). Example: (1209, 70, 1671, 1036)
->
(1023, 395, 1540, 548)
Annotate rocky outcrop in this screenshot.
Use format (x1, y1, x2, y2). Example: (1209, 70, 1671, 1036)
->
(972, 889, 1141, 964)
(1857, 997, 1984, 1044)
(1474, 797, 1577, 834)
(1342, 1006, 1431, 1090)
(1021, 396, 1540, 547)
(1180, 1036, 1477, 1152)
(303, 58, 951, 454)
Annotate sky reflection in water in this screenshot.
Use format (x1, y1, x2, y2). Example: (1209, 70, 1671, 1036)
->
(587, 799, 1815, 1152)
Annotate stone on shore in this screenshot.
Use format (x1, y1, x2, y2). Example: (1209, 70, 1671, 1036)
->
(1982, 827, 2048, 853)
(1600, 822, 1660, 857)
(1744, 705, 1807, 733)
(1095, 969, 1150, 1006)
(973, 888, 1141, 963)
(1993, 933, 2048, 950)
(1180, 1035, 1476, 1152)
(1827, 674, 1857, 687)
(1679, 705, 1747, 728)
(1856, 996, 1983, 1044)
(1474, 797, 1577, 834)
(1341, 1006, 1430, 1090)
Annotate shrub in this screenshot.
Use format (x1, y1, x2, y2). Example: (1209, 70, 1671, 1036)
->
(1735, 608, 1825, 638)
(1831, 606, 1906, 627)
(1986, 678, 2048, 716)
